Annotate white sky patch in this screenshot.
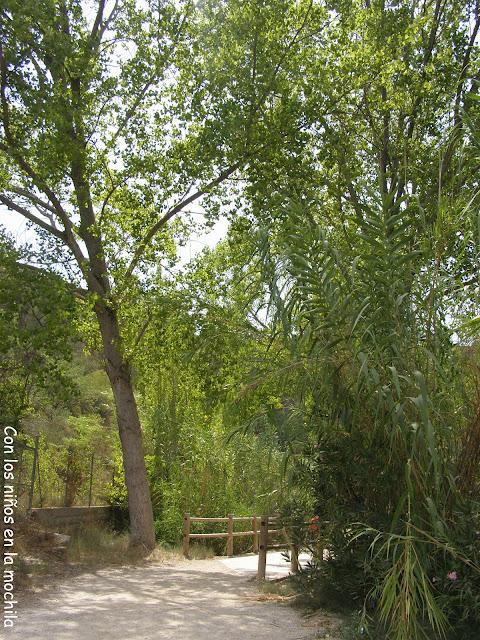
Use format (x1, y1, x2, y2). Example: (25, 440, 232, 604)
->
(0, 208, 32, 244)
(178, 215, 229, 264)
(0, 206, 229, 266)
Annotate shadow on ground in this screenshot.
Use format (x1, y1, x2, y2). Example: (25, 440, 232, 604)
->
(10, 559, 317, 640)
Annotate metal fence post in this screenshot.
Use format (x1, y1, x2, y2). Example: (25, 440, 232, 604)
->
(27, 435, 39, 513)
(88, 452, 95, 506)
(36, 452, 43, 507)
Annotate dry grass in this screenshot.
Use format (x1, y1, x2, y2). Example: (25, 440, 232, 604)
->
(148, 544, 185, 564)
(255, 576, 345, 638)
(183, 543, 216, 560)
(66, 525, 136, 566)
(11, 517, 82, 595)
(243, 592, 297, 602)
(14, 517, 217, 595)
(148, 542, 214, 563)
(259, 577, 298, 598)
(67, 527, 217, 565)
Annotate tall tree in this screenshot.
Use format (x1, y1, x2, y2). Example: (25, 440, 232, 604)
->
(0, 0, 316, 548)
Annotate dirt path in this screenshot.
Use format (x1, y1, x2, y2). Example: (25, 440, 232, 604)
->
(9, 557, 324, 640)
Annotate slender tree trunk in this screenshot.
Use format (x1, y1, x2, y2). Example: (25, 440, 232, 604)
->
(95, 302, 155, 551)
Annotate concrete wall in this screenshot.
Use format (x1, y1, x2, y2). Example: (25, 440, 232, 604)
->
(29, 506, 113, 528)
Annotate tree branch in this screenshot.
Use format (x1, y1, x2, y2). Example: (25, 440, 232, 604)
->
(439, 14, 480, 184)
(124, 160, 244, 279)
(97, 0, 121, 43)
(109, 3, 191, 146)
(90, 0, 107, 42)
(0, 194, 68, 242)
(0, 46, 63, 214)
(129, 310, 153, 356)
(395, 0, 447, 201)
(18, 261, 89, 300)
(249, 0, 314, 132)
(0, 45, 88, 268)
(83, 0, 121, 66)
(9, 187, 59, 217)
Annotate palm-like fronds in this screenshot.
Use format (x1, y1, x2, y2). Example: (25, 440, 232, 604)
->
(254, 185, 478, 637)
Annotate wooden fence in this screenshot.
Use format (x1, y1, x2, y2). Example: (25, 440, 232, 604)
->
(183, 513, 300, 579)
(183, 513, 260, 558)
(256, 514, 300, 579)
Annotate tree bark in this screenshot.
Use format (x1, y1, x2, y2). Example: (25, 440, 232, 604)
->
(95, 301, 155, 551)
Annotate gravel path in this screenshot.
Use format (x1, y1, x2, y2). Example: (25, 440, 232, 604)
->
(8, 557, 319, 640)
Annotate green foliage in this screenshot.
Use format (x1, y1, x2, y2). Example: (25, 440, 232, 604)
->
(254, 188, 479, 635)
(236, 1, 480, 636)
(0, 229, 78, 426)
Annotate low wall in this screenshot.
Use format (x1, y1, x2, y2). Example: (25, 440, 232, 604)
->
(29, 506, 113, 528)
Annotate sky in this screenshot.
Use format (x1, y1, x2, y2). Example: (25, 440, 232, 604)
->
(0, 207, 230, 267)
(0, 0, 231, 269)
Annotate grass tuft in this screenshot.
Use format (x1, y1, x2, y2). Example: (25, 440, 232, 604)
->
(66, 525, 135, 566)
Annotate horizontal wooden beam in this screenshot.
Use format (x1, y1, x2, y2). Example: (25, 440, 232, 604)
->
(190, 517, 229, 523)
(266, 543, 290, 550)
(266, 529, 284, 534)
(189, 530, 258, 539)
(232, 530, 256, 537)
(190, 516, 256, 522)
(189, 532, 230, 539)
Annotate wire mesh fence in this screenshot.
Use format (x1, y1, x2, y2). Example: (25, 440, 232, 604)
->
(2, 434, 115, 514)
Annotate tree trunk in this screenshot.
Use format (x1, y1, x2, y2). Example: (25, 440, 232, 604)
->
(95, 302, 155, 551)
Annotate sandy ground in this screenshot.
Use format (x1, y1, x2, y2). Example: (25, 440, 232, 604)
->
(8, 554, 325, 640)
(219, 551, 311, 579)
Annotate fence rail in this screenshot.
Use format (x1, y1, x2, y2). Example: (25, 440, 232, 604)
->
(183, 513, 260, 557)
(182, 512, 301, 578)
(257, 514, 300, 579)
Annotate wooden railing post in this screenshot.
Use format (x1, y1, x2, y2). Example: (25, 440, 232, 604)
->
(184, 512, 293, 563)
(257, 514, 269, 579)
(252, 515, 258, 552)
(183, 512, 191, 558)
(227, 513, 234, 556)
(290, 544, 299, 573)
